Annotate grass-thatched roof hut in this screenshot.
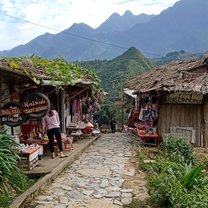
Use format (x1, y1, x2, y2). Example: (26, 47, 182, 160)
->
(125, 57, 208, 147)
(125, 58, 208, 94)
(0, 56, 103, 132)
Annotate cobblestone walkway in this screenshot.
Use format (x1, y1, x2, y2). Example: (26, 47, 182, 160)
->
(29, 132, 135, 208)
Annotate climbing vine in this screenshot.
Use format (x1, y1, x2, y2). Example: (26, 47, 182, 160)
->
(0, 56, 103, 97)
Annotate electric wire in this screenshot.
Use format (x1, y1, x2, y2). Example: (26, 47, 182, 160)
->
(0, 12, 128, 50)
(0, 11, 163, 57)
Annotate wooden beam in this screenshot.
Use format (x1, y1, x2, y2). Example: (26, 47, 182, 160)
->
(69, 86, 90, 101)
(1, 86, 38, 102)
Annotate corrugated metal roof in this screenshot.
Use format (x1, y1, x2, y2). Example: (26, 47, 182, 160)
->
(123, 88, 137, 98)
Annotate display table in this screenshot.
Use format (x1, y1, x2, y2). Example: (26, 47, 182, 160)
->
(66, 126, 84, 135)
(137, 129, 159, 146)
(66, 126, 85, 130)
(22, 140, 48, 157)
(17, 145, 41, 170)
(71, 131, 83, 140)
(24, 140, 49, 146)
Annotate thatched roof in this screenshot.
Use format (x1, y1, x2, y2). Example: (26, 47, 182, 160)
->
(0, 57, 95, 85)
(0, 57, 105, 105)
(125, 58, 208, 94)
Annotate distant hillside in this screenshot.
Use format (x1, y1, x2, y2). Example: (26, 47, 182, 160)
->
(152, 50, 208, 65)
(77, 47, 154, 100)
(1, 0, 208, 60)
(120, 0, 208, 56)
(0, 11, 153, 61)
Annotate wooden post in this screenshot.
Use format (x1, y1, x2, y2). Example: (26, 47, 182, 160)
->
(0, 76, 2, 130)
(60, 89, 65, 133)
(203, 101, 208, 148)
(121, 82, 124, 130)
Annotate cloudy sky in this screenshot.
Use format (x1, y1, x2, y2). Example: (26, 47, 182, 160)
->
(0, 0, 179, 51)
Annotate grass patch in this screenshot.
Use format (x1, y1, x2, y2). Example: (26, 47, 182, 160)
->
(123, 199, 147, 208)
(0, 194, 12, 208)
(138, 150, 153, 172)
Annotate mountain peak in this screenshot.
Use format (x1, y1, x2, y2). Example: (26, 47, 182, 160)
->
(70, 23, 93, 30)
(78, 47, 154, 91)
(109, 12, 121, 18)
(1, 0, 208, 61)
(114, 47, 144, 61)
(123, 10, 133, 16)
(64, 22, 94, 34)
(124, 47, 142, 56)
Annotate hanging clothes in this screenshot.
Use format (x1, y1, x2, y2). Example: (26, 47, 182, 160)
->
(72, 99, 79, 114)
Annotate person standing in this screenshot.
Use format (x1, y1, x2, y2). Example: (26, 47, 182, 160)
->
(110, 118, 117, 133)
(42, 105, 66, 158)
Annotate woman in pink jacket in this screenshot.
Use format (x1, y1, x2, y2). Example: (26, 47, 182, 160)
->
(42, 105, 66, 158)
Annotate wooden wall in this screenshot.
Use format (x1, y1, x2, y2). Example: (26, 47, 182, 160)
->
(158, 99, 204, 147)
(203, 101, 208, 148)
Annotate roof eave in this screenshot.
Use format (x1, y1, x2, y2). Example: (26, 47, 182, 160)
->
(41, 79, 92, 86)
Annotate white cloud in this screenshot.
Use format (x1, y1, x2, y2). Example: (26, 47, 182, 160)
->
(0, 0, 179, 50)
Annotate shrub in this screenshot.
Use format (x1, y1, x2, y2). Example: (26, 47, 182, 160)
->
(0, 132, 20, 193)
(160, 137, 196, 165)
(147, 138, 208, 207)
(0, 194, 12, 208)
(138, 150, 154, 172)
(148, 155, 208, 207)
(148, 162, 208, 208)
(148, 158, 184, 207)
(0, 132, 33, 207)
(123, 199, 147, 208)
(151, 156, 183, 177)
(181, 163, 208, 191)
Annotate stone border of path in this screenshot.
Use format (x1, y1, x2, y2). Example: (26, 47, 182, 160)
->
(10, 136, 100, 208)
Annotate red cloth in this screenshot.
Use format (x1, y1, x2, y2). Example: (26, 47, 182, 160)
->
(84, 126, 94, 133)
(21, 123, 39, 137)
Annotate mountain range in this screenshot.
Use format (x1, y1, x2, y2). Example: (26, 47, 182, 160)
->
(78, 47, 154, 100)
(0, 0, 208, 61)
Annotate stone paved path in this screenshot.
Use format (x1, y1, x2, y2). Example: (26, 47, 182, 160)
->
(29, 132, 135, 208)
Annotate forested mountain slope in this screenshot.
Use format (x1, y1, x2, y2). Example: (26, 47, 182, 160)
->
(77, 47, 154, 99)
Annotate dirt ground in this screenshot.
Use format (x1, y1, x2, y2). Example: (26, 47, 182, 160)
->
(193, 147, 208, 167)
(122, 146, 151, 207)
(122, 145, 208, 208)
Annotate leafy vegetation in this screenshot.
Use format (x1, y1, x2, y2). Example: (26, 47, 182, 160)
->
(123, 199, 147, 208)
(78, 47, 154, 95)
(145, 138, 208, 208)
(93, 99, 117, 126)
(138, 150, 153, 171)
(0, 56, 104, 97)
(160, 137, 196, 165)
(181, 163, 208, 191)
(148, 162, 208, 207)
(78, 47, 154, 126)
(0, 132, 34, 208)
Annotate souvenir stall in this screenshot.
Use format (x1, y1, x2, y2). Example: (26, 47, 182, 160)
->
(0, 56, 103, 170)
(125, 57, 208, 147)
(127, 92, 160, 145)
(17, 90, 51, 163)
(65, 85, 98, 138)
(0, 68, 50, 170)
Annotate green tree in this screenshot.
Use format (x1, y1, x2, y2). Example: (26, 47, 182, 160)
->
(93, 100, 116, 126)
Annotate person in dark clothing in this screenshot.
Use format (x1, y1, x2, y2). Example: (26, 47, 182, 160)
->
(110, 118, 117, 133)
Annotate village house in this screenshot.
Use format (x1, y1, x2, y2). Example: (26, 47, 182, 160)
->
(0, 57, 103, 170)
(0, 57, 103, 133)
(125, 57, 208, 147)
